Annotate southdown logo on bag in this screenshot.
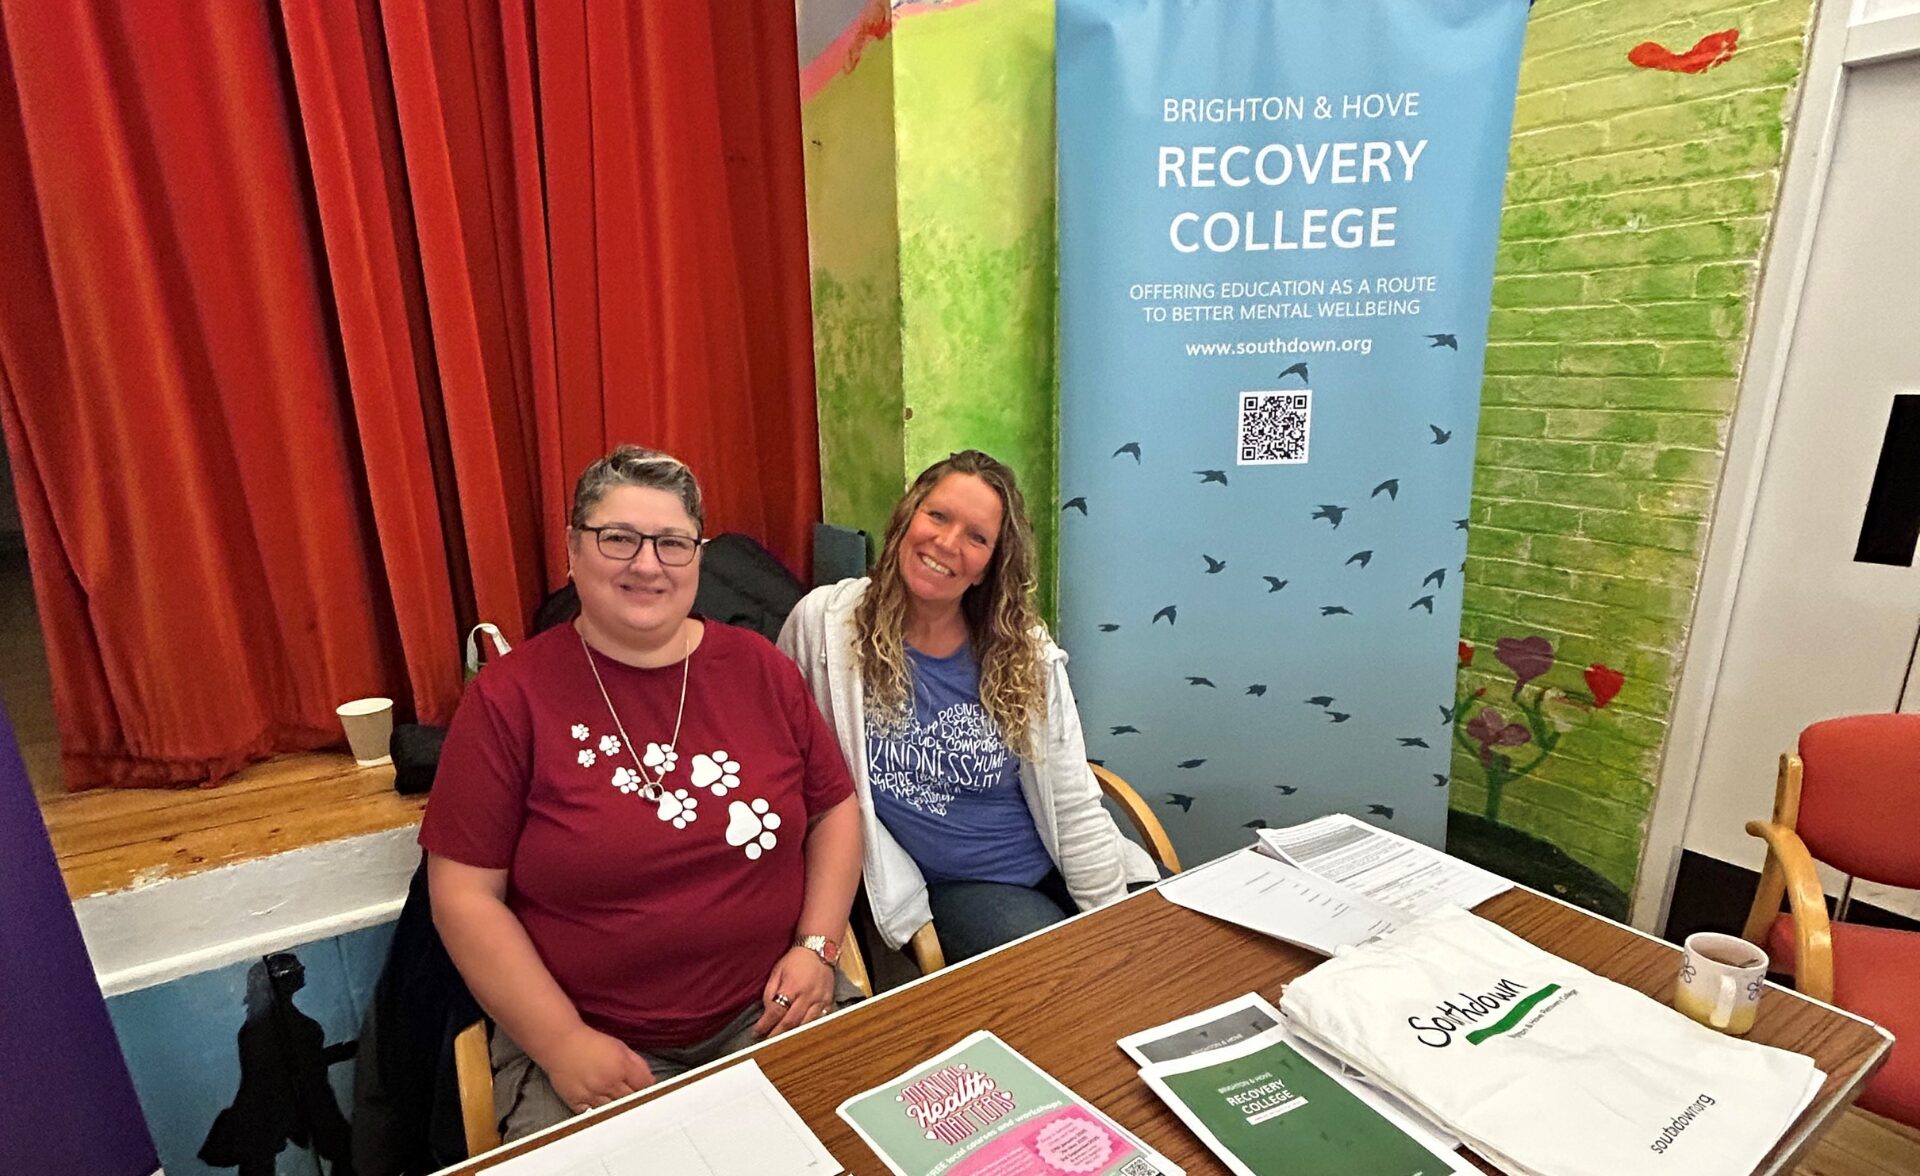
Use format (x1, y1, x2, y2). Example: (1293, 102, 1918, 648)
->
(1406, 977, 1573, 1047)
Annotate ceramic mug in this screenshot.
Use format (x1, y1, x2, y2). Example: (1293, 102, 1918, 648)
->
(1673, 932, 1767, 1035)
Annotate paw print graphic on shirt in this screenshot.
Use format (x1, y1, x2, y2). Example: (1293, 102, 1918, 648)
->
(725, 797, 781, 860)
(611, 767, 643, 795)
(571, 723, 590, 741)
(643, 742, 679, 774)
(657, 788, 698, 829)
(577, 749, 597, 768)
(598, 734, 622, 757)
(690, 750, 741, 797)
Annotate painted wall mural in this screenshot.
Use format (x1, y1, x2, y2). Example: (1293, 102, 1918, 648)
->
(798, 0, 1061, 616)
(109, 925, 391, 1176)
(798, 0, 907, 547)
(895, 0, 1059, 618)
(1448, 635, 1628, 913)
(1449, 0, 1814, 916)
(195, 954, 358, 1174)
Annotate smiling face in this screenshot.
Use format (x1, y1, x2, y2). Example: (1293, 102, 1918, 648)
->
(568, 484, 701, 651)
(897, 472, 1004, 611)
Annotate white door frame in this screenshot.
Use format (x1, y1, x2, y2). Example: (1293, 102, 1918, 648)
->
(1630, 0, 1920, 931)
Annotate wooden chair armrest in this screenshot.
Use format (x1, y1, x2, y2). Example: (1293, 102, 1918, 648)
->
(1089, 762, 1182, 873)
(453, 1018, 501, 1157)
(1742, 819, 1834, 1003)
(838, 922, 873, 999)
(907, 920, 946, 975)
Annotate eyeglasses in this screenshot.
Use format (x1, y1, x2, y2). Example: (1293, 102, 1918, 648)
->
(579, 526, 707, 567)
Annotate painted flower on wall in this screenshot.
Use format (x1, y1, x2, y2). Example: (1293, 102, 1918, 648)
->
(1464, 708, 1531, 758)
(1494, 635, 1554, 693)
(1453, 637, 1627, 822)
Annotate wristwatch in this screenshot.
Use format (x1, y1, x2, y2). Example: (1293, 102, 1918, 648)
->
(794, 934, 841, 966)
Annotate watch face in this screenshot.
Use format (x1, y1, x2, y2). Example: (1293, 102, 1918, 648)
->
(819, 938, 841, 964)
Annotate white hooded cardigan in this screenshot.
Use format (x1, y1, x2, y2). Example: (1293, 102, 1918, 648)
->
(776, 577, 1158, 949)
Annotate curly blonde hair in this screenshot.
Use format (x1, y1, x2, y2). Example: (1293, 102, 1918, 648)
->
(853, 451, 1046, 757)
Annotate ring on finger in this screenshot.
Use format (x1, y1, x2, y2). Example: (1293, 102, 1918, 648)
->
(772, 993, 793, 1008)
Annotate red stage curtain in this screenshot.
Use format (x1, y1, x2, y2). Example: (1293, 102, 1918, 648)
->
(0, 0, 820, 789)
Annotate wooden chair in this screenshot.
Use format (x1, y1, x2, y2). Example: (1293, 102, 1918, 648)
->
(453, 928, 873, 1157)
(452, 1018, 501, 1158)
(906, 762, 1181, 975)
(1740, 714, 1920, 1128)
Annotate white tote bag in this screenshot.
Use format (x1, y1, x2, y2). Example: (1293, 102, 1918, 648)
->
(1281, 907, 1821, 1176)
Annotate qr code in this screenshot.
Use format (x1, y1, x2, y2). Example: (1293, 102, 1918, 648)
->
(1117, 1159, 1165, 1176)
(1237, 390, 1311, 465)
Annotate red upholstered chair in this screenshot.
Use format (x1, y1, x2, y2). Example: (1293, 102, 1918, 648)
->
(1740, 713, 1920, 1127)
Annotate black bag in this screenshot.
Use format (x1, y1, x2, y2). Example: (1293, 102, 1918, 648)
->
(389, 724, 446, 796)
(530, 532, 805, 643)
(696, 532, 807, 641)
(385, 624, 507, 795)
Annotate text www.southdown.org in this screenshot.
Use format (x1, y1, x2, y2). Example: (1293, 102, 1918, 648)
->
(1185, 335, 1374, 357)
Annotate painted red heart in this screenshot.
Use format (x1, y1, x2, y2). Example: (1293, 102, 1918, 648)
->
(1628, 29, 1739, 75)
(1585, 663, 1625, 709)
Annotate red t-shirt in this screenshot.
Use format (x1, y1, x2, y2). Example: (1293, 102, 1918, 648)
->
(419, 620, 854, 1048)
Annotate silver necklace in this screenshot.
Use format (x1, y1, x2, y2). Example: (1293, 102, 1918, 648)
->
(579, 625, 690, 803)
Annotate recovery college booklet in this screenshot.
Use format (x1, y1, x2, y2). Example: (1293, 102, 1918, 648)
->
(1133, 1010, 1472, 1176)
(837, 1030, 1182, 1176)
(1118, 993, 1460, 1151)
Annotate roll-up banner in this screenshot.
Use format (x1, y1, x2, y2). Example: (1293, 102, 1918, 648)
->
(1057, 0, 1528, 860)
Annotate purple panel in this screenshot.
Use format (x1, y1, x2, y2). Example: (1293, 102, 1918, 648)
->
(0, 704, 159, 1176)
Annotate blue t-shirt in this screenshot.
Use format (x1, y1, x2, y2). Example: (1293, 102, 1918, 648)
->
(865, 644, 1055, 886)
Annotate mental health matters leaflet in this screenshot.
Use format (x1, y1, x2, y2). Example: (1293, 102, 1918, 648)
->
(837, 1031, 1181, 1176)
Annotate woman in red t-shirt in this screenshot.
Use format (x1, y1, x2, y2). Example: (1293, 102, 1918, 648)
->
(421, 446, 862, 1140)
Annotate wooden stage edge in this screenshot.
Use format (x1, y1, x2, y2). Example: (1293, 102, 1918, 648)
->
(39, 752, 425, 899)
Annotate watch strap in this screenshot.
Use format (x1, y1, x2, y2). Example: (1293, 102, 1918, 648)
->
(795, 933, 840, 964)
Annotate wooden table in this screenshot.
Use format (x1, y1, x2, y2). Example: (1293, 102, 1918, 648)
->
(446, 884, 1891, 1175)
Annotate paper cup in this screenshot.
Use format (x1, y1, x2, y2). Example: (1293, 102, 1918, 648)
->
(336, 697, 395, 768)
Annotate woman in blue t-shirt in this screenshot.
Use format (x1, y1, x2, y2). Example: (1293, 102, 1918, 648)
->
(780, 451, 1157, 963)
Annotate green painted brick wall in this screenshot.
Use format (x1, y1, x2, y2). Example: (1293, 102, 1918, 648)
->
(800, 0, 1059, 622)
(1450, 0, 1814, 897)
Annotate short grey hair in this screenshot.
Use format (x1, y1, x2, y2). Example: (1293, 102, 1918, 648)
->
(569, 445, 705, 532)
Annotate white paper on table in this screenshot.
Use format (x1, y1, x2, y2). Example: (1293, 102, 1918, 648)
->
(1253, 814, 1510, 917)
(1157, 849, 1402, 954)
(484, 1059, 842, 1176)
(1118, 993, 1460, 1150)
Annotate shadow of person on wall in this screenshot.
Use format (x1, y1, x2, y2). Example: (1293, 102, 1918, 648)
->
(199, 952, 358, 1175)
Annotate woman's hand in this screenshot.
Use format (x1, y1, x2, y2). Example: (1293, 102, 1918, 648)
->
(535, 1024, 656, 1114)
(754, 946, 837, 1038)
